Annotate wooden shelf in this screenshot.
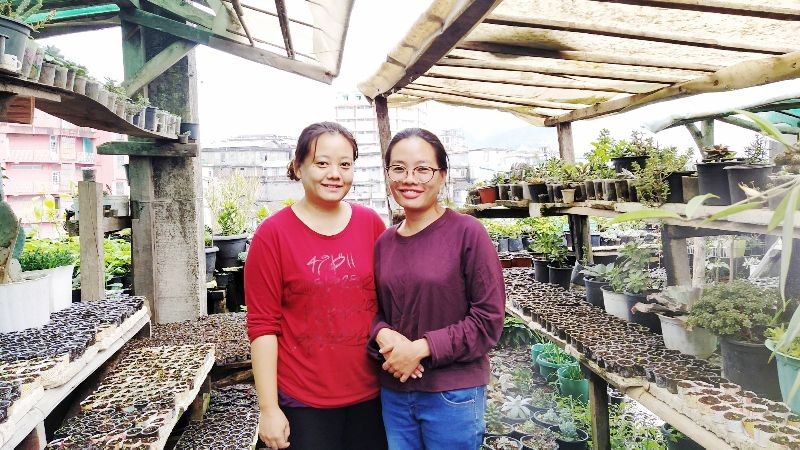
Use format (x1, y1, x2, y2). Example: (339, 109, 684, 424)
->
(0, 75, 177, 141)
(506, 305, 736, 450)
(0, 312, 150, 450)
(66, 216, 131, 236)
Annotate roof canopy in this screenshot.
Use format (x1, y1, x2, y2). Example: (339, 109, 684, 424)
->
(27, 0, 354, 83)
(359, 0, 800, 126)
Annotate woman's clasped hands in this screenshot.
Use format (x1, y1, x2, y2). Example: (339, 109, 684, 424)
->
(376, 328, 429, 382)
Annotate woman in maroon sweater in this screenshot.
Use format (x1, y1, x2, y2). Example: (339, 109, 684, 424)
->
(246, 122, 387, 450)
(369, 128, 505, 449)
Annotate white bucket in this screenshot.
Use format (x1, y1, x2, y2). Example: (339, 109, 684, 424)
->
(602, 287, 629, 321)
(658, 314, 718, 359)
(0, 273, 51, 332)
(25, 264, 74, 312)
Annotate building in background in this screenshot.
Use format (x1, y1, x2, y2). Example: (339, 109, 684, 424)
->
(0, 111, 127, 237)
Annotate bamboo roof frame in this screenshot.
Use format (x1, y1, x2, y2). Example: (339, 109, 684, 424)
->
(359, 0, 800, 127)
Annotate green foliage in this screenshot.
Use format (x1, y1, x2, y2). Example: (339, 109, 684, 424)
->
(539, 346, 576, 366)
(490, 171, 508, 185)
(687, 280, 781, 342)
(559, 364, 584, 381)
(255, 205, 270, 222)
(744, 135, 769, 165)
(103, 77, 126, 97)
(0, 0, 54, 29)
(498, 314, 536, 348)
(632, 145, 691, 206)
(607, 242, 655, 293)
(207, 172, 259, 236)
(18, 238, 76, 271)
(103, 238, 131, 280)
(767, 326, 800, 358)
(579, 262, 615, 281)
(701, 144, 736, 162)
(204, 229, 212, 248)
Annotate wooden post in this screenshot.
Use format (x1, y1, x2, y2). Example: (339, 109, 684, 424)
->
(578, 215, 593, 264)
(122, 12, 206, 323)
(692, 237, 706, 287)
(662, 226, 691, 286)
(588, 370, 610, 450)
(78, 168, 104, 301)
(375, 95, 394, 220)
(189, 374, 211, 421)
(557, 122, 575, 163)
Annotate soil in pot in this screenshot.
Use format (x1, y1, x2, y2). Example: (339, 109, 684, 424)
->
(696, 160, 744, 205)
(720, 338, 781, 401)
(583, 277, 607, 308)
(666, 171, 695, 203)
(548, 265, 572, 290)
(533, 259, 550, 283)
(724, 164, 773, 204)
(612, 155, 649, 174)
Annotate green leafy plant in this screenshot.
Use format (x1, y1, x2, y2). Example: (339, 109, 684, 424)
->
(255, 205, 270, 223)
(490, 171, 508, 186)
(631, 145, 690, 206)
(558, 364, 584, 381)
(744, 135, 769, 165)
(767, 326, 800, 358)
(687, 280, 782, 342)
(579, 262, 615, 281)
(18, 238, 76, 271)
(498, 314, 536, 348)
(548, 244, 569, 267)
(103, 77, 127, 97)
(206, 172, 259, 236)
(0, 0, 54, 29)
(539, 347, 576, 366)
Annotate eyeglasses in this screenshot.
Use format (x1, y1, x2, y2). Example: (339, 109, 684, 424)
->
(386, 165, 442, 183)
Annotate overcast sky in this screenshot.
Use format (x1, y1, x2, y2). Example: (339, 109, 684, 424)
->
(39, 1, 795, 158)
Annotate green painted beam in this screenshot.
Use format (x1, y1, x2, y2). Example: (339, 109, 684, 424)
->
(122, 39, 198, 96)
(143, 0, 214, 29)
(119, 9, 212, 45)
(98, 141, 198, 157)
(27, 4, 118, 23)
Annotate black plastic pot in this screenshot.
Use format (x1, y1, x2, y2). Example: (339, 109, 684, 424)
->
(583, 181, 596, 200)
(661, 424, 703, 450)
(666, 171, 695, 203)
(696, 160, 744, 205)
(593, 180, 604, 200)
(611, 156, 649, 174)
(533, 259, 550, 283)
(552, 184, 564, 203)
(583, 277, 607, 308)
(179, 122, 200, 141)
(724, 164, 773, 204)
(527, 183, 548, 203)
(624, 291, 662, 334)
(720, 338, 781, 401)
(614, 179, 630, 202)
(548, 426, 588, 450)
(508, 237, 524, 252)
(144, 106, 158, 131)
(213, 234, 248, 270)
(205, 246, 218, 282)
(602, 180, 617, 201)
(548, 265, 572, 290)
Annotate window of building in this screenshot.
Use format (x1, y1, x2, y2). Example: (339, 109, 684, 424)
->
(51, 171, 60, 184)
(115, 181, 125, 195)
(49, 135, 58, 160)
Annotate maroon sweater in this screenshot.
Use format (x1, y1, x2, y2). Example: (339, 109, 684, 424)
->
(369, 209, 505, 392)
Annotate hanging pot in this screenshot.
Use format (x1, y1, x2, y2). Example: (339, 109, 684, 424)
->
(724, 164, 773, 204)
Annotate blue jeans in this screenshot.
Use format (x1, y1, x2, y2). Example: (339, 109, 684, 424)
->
(380, 386, 486, 450)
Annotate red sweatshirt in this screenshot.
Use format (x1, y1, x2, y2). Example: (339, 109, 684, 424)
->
(245, 203, 386, 408)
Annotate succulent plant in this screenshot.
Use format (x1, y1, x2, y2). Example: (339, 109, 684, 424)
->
(701, 144, 736, 162)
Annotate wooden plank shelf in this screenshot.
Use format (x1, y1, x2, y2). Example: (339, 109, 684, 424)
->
(0, 75, 178, 141)
(505, 305, 736, 450)
(1, 312, 150, 450)
(66, 216, 131, 236)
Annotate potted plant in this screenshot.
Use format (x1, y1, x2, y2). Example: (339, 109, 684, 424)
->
(531, 230, 560, 283)
(203, 228, 218, 283)
(0, 1, 52, 73)
(483, 435, 522, 450)
(18, 237, 76, 312)
(687, 280, 783, 400)
(207, 172, 259, 270)
(636, 285, 717, 358)
(724, 135, 773, 204)
(631, 145, 692, 206)
(0, 168, 51, 332)
(493, 171, 511, 201)
(579, 263, 613, 308)
(609, 131, 650, 174)
(557, 365, 588, 403)
(660, 424, 703, 450)
(622, 269, 662, 334)
(765, 326, 800, 414)
(532, 408, 563, 429)
(549, 419, 588, 450)
(501, 395, 534, 424)
(485, 402, 514, 437)
(546, 245, 572, 290)
(536, 347, 576, 382)
(524, 164, 548, 203)
(696, 144, 743, 205)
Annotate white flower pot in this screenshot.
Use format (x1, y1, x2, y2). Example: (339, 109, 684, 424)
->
(24, 264, 74, 312)
(0, 273, 51, 332)
(601, 286, 629, 321)
(658, 314, 718, 359)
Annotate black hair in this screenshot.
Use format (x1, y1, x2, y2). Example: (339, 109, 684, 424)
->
(384, 128, 449, 172)
(287, 122, 358, 181)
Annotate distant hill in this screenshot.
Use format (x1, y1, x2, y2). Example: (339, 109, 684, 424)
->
(465, 126, 558, 150)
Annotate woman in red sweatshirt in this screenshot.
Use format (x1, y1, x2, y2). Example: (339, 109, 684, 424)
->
(246, 122, 387, 450)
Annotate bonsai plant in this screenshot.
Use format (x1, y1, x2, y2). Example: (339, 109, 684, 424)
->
(687, 280, 783, 400)
(697, 144, 744, 205)
(206, 172, 259, 270)
(725, 135, 773, 203)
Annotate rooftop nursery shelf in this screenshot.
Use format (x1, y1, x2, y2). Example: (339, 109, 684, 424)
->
(0, 75, 178, 141)
(465, 200, 800, 239)
(506, 304, 735, 450)
(0, 312, 150, 450)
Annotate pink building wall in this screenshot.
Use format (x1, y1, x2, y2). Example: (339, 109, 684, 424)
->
(0, 111, 128, 237)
